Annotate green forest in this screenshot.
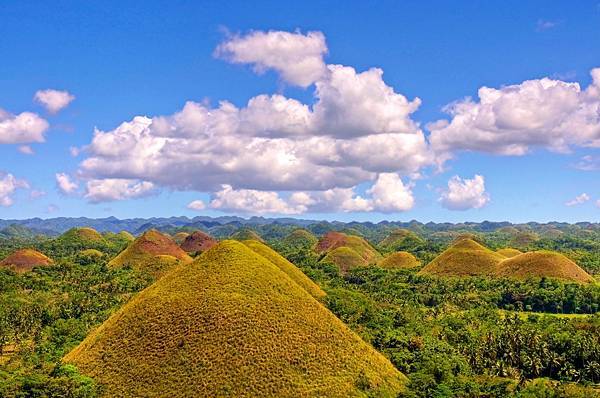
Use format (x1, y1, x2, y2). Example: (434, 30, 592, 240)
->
(0, 222, 599, 397)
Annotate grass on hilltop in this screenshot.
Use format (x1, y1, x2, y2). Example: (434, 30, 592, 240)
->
(418, 238, 506, 277)
(180, 231, 217, 253)
(282, 229, 318, 248)
(497, 251, 595, 284)
(230, 228, 264, 242)
(109, 229, 192, 278)
(315, 231, 381, 264)
(0, 248, 53, 273)
(65, 240, 406, 397)
(378, 251, 420, 269)
(60, 227, 105, 243)
(172, 232, 190, 244)
(242, 239, 325, 299)
(321, 247, 369, 274)
(378, 229, 425, 251)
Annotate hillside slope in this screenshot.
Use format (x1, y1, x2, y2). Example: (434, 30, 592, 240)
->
(497, 251, 595, 283)
(0, 249, 53, 273)
(65, 240, 406, 397)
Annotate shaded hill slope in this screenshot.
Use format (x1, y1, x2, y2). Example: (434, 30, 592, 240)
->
(180, 231, 217, 253)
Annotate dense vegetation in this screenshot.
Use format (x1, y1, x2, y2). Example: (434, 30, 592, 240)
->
(0, 220, 598, 397)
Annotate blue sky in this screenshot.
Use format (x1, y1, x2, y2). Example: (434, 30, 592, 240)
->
(0, 1, 599, 222)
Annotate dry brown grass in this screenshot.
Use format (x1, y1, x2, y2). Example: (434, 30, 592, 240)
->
(496, 248, 522, 258)
(230, 228, 264, 242)
(378, 252, 420, 269)
(497, 251, 595, 283)
(108, 229, 192, 277)
(283, 229, 318, 247)
(180, 231, 217, 253)
(321, 247, 369, 274)
(315, 231, 381, 264)
(172, 232, 190, 244)
(0, 249, 53, 273)
(65, 240, 406, 397)
(61, 227, 105, 243)
(418, 239, 505, 277)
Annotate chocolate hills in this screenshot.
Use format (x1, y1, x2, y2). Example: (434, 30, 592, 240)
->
(180, 231, 217, 253)
(65, 240, 406, 397)
(0, 249, 53, 273)
(316, 231, 381, 264)
(230, 228, 264, 242)
(321, 247, 369, 273)
(378, 251, 420, 269)
(109, 229, 192, 277)
(497, 251, 594, 284)
(418, 238, 506, 277)
(282, 228, 318, 248)
(60, 227, 105, 243)
(242, 240, 325, 299)
(379, 229, 425, 251)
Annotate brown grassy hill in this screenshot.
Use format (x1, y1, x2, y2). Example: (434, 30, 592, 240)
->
(61, 227, 104, 243)
(418, 238, 505, 277)
(230, 228, 264, 242)
(497, 251, 595, 284)
(321, 247, 369, 274)
(378, 252, 420, 269)
(172, 232, 190, 244)
(180, 231, 217, 253)
(496, 248, 523, 258)
(109, 229, 192, 277)
(242, 240, 325, 299)
(510, 231, 540, 248)
(379, 229, 424, 250)
(0, 249, 53, 273)
(316, 231, 381, 264)
(65, 240, 406, 397)
(282, 229, 318, 247)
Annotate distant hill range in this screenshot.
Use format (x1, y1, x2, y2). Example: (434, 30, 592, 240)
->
(0, 216, 598, 240)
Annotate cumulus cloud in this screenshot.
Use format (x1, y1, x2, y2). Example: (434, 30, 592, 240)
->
(84, 179, 155, 203)
(0, 109, 49, 144)
(187, 200, 206, 211)
(367, 173, 414, 212)
(55, 173, 79, 195)
(565, 193, 590, 206)
(77, 31, 429, 198)
(0, 172, 29, 206)
(34, 89, 75, 114)
(215, 30, 328, 87)
(429, 68, 600, 163)
(210, 184, 306, 214)
(439, 175, 490, 210)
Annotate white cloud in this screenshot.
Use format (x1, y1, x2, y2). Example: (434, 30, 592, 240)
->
(597, 200, 600, 209)
(34, 89, 75, 114)
(536, 19, 559, 32)
(439, 174, 490, 210)
(55, 173, 79, 195)
(18, 145, 34, 155)
(0, 109, 49, 144)
(565, 193, 590, 206)
(84, 178, 155, 203)
(69, 146, 81, 157)
(209, 184, 307, 214)
(0, 172, 29, 207)
(367, 173, 414, 212)
(187, 200, 206, 211)
(429, 68, 600, 164)
(215, 30, 328, 87)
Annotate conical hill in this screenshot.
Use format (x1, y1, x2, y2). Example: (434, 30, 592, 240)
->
(418, 238, 505, 277)
(108, 229, 192, 277)
(0, 249, 53, 273)
(65, 240, 406, 397)
(180, 231, 217, 253)
(316, 231, 381, 264)
(497, 251, 594, 284)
